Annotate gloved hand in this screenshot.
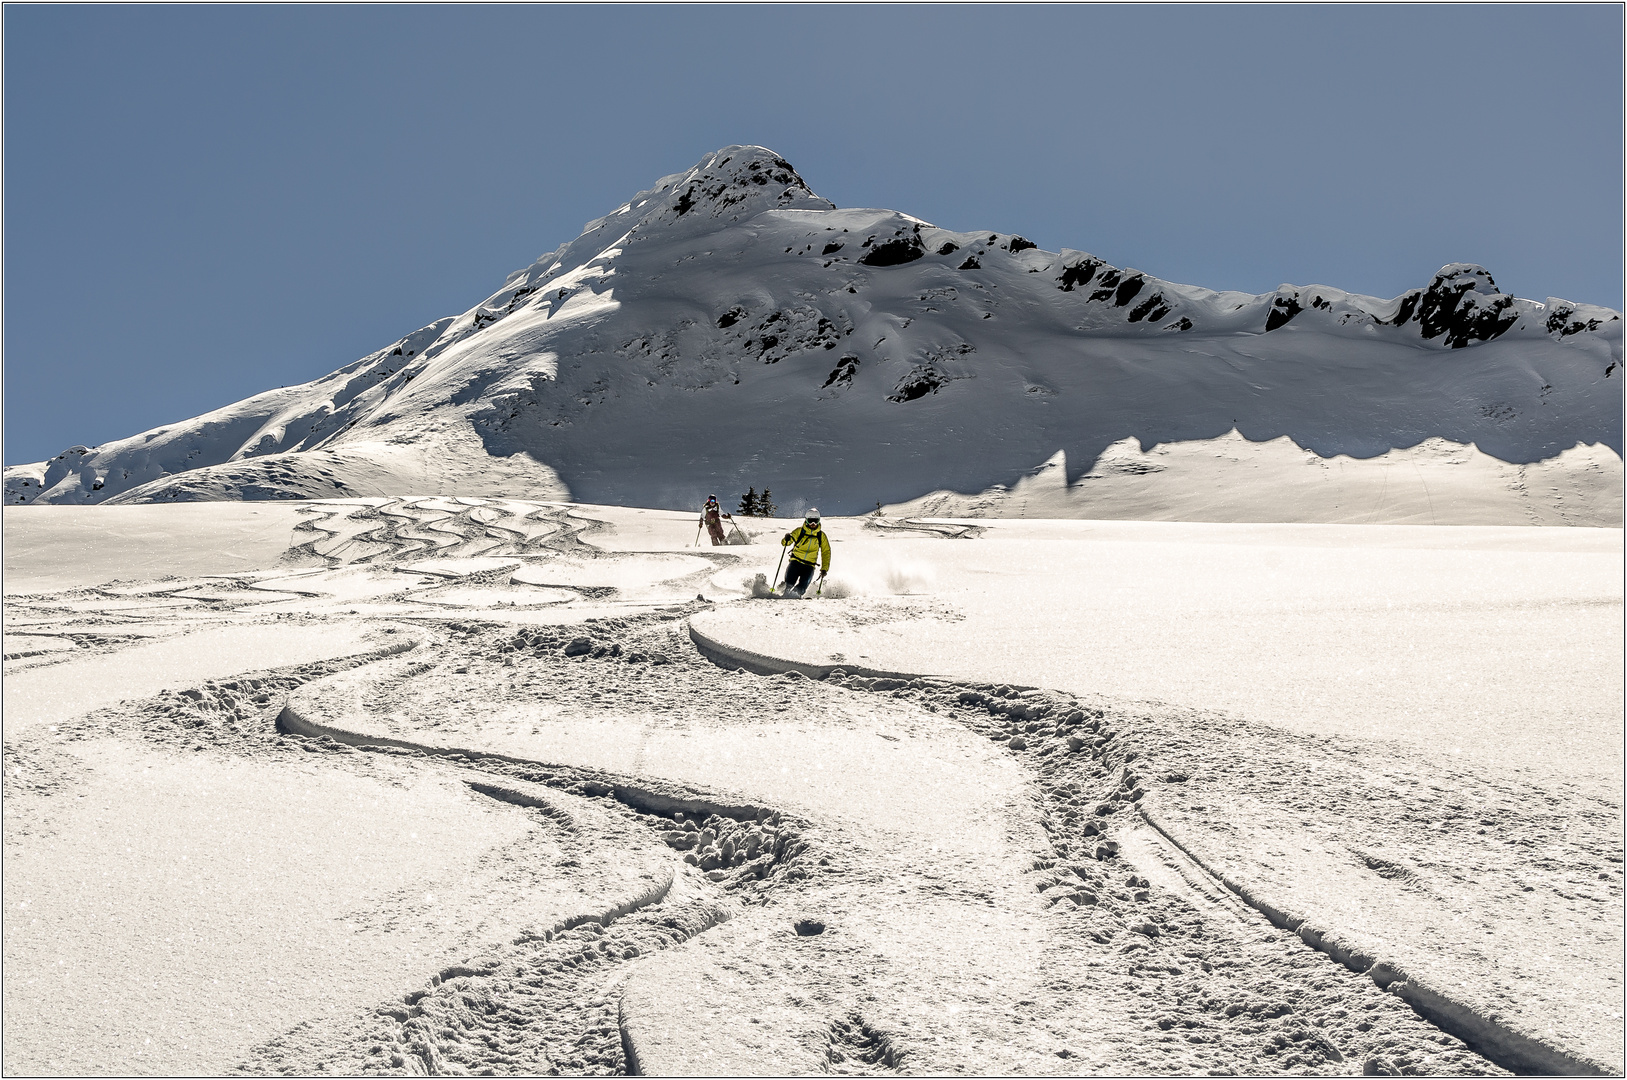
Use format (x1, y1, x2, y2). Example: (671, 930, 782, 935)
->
(782, 533, 793, 544)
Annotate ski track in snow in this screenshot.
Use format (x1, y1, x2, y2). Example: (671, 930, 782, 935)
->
(3, 499, 1621, 1076)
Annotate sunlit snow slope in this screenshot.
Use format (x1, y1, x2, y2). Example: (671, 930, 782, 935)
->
(6, 145, 1621, 521)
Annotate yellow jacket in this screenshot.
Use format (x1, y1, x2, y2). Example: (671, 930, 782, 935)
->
(781, 524, 831, 572)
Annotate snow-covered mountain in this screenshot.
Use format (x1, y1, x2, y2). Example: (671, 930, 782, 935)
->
(7, 145, 1622, 520)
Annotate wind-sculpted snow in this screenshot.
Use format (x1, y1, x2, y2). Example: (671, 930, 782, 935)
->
(7, 145, 1620, 513)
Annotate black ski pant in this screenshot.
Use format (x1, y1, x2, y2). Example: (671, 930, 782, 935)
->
(784, 558, 818, 596)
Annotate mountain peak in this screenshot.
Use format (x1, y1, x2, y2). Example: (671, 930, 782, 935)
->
(1430, 263, 1501, 296)
(660, 145, 833, 220)
(495, 146, 834, 308)
(5, 150, 1619, 513)
(583, 145, 833, 241)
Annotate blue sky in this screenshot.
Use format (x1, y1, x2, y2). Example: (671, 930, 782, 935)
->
(5, 4, 1622, 465)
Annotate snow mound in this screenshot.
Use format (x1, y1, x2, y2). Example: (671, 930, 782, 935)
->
(887, 433, 1624, 527)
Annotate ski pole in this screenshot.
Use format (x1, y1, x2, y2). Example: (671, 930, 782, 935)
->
(772, 546, 786, 592)
(816, 571, 826, 598)
(694, 520, 702, 547)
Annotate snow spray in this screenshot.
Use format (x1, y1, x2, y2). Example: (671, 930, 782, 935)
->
(817, 558, 937, 599)
(739, 555, 935, 599)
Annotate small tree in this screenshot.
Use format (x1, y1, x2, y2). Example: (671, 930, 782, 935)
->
(758, 488, 777, 517)
(738, 488, 759, 517)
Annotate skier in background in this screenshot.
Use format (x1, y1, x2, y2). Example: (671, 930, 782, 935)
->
(780, 508, 831, 597)
(701, 495, 730, 546)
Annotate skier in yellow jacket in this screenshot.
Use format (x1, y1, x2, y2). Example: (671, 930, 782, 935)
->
(780, 509, 831, 598)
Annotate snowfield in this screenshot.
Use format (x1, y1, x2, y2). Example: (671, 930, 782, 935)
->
(3, 499, 1621, 1076)
(5, 146, 1621, 525)
(4, 145, 1621, 1076)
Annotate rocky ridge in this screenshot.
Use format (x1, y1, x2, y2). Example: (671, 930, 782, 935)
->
(7, 145, 1620, 513)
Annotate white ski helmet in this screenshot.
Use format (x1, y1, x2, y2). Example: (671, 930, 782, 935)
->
(804, 508, 821, 525)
